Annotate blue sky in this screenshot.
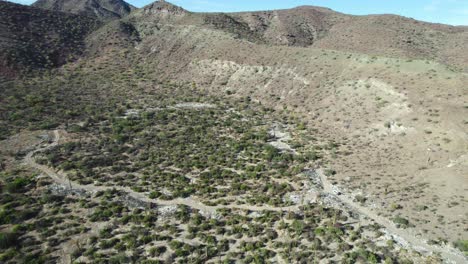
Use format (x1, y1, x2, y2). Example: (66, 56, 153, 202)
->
(9, 0, 468, 25)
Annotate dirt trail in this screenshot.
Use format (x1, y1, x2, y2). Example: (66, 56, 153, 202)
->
(25, 130, 467, 264)
(317, 169, 466, 263)
(25, 130, 300, 214)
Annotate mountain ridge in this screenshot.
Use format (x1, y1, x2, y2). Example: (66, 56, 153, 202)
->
(0, 0, 467, 262)
(1, 0, 466, 74)
(0, 1, 101, 77)
(127, 0, 467, 71)
(32, 0, 135, 20)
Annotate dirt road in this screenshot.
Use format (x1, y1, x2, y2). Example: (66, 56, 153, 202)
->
(317, 169, 466, 263)
(25, 130, 300, 214)
(25, 130, 467, 263)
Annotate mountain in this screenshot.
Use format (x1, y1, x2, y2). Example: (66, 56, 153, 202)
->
(0, 1, 100, 77)
(3, 0, 466, 76)
(0, 2, 467, 261)
(122, 0, 468, 248)
(32, 0, 135, 20)
(130, 2, 468, 71)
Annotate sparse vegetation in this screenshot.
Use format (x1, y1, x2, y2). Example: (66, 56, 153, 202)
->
(393, 216, 411, 228)
(454, 240, 468, 254)
(0, 0, 466, 263)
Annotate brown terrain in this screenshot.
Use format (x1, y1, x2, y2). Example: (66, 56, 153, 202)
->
(0, 0, 467, 263)
(110, 0, 468, 248)
(0, 1, 100, 77)
(32, 0, 135, 20)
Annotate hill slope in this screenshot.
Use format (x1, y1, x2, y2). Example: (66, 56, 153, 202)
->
(0, 2, 467, 261)
(121, 0, 468, 248)
(131, 1, 468, 71)
(32, 0, 135, 20)
(0, 1, 100, 77)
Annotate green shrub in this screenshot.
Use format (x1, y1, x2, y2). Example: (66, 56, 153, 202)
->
(149, 246, 166, 257)
(454, 240, 468, 253)
(0, 232, 18, 249)
(392, 216, 410, 227)
(109, 253, 130, 263)
(0, 248, 17, 261)
(324, 169, 336, 176)
(5, 178, 29, 193)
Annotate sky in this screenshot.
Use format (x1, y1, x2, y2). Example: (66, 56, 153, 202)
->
(8, 0, 468, 26)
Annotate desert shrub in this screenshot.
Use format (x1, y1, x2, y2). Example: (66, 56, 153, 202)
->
(264, 145, 281, 161)
(109, 253, 130, 263)
(0, 232, 18, 249)
(141, 260, 163, 264)
(149, 246, 166, 257)
(354, 195, 367, 204)
(454, 240, 468, 253)
(306, 150, 321, 161)
(414, 205, 428, 211)
(392, 216, 410, 228)
(0, 248, 18, 261)
(343, 248, 380, 264)
(5, 177, 29, 193)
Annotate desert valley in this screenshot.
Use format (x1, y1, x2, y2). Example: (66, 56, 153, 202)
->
(0, 0, 467, 263)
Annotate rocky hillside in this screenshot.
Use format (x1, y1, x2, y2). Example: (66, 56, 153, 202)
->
(2, 0, 467, 76)
(32, 0, 135, 20)
(118, 0, 468, 247)
(131, 1, 468, 71)
(0, 1, 100, 77)
(0, 0, 467, 262)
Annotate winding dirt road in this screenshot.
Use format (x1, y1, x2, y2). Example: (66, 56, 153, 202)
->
(25, 130, 467, 263)
(25, 130, 300, 214)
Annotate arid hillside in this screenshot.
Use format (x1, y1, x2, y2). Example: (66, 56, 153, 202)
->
(121, 0, 468, 247)
(0, 0, 467, 263)
(0, 1, 100, 77)
(131, 1, 468, 71)
(32, 0, 135, 20)
(2, 0, 467, 77)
